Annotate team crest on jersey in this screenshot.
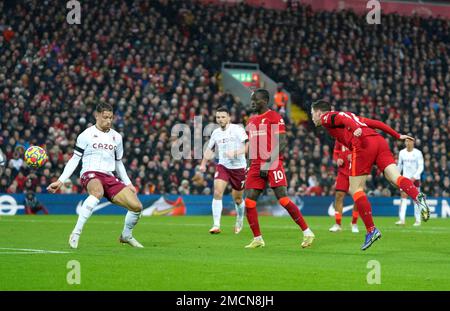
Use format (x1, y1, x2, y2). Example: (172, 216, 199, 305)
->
(261, 118, 267, 124)
(93, 134, 98, 138)
(113, 136, 116, 142)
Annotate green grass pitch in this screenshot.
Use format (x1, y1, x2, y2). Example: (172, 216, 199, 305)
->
(1, 215, 449, 290)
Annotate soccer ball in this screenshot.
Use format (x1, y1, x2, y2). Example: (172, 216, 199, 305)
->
(24, 146, 48, 168)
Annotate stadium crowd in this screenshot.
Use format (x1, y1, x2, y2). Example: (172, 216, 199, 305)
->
(0, 0, 448, 197)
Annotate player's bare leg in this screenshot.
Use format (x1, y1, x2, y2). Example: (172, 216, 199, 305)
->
(69, 179, 103, 249)
(244, 188, 265, 248)
(209, 179, 228, 234)
(112, 187, 144, 248)
(383, 164, 430, 221)
(232, 189, 245, 234)
(349, 175, 381, 250)
(330, 191, 345, 232)
(273, 186, 314, 248)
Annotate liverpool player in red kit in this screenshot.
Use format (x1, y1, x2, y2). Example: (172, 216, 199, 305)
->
(311, 100, 430, 250)
(329, 141, 359, 233)
(244, 89, 315, 249)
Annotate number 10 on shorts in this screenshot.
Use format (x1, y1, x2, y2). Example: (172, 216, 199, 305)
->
(273, 170, 284, 183)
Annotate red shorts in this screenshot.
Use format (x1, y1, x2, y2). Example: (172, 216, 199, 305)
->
(80, 171, 126, 201)
(245, 162, 287, 190)
(350, 135, 396, 176)
(215, 164, 246, 191)
(335, 171, 350, 193)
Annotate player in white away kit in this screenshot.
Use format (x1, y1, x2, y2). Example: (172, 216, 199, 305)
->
(200, 106, 249, 234)
(396, 138, 424, 226)
(47, 103, 144, 248)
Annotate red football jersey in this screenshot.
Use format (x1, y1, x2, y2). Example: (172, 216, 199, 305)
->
(246, 109, 286, 167)
(333, 141, 351, 175)
(321, 111, 400, 149)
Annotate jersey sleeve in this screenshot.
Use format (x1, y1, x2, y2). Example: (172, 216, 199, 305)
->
(238, 125, 249, 143)
(361, 117, 401, 139)
(207, 131, 216, 150)
(115, 134, 124, 161)
(397, 150, 404, 173)
(74, 131, 88, 157)
(414, 150, 424, 180)
(272, 112, 286, 134)
(321, 112, 360, 131)
(320, 112, 334, 128)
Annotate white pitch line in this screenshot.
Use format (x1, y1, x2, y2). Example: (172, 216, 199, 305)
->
(0, 252, 69, 255)
(0, 247, 71, 254)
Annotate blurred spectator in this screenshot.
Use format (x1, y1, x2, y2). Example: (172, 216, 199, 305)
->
(178, 179, 191, 195)
(8, 151, 23, 172)
(24, 191, 49, 215)
(274, 83, 288, 113)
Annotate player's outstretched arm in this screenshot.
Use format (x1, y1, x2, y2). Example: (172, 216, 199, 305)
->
(115, 160, 132, 187)
(363, 118, 402, 139)
(415, 151, 425, 180)
(200, 147, 214, 173)
(397, 151, 404, 174)
(47, 154, 81, 193)
(399, 134, 415, 141)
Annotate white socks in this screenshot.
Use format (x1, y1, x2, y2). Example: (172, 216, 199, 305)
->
(73, 195, 99, 234)
(235, 201, 245, 218)
(303, 228, 313, 235)
(399, 198, 407, 222)
(413, 202, 421, 223)
(212, 199, 223, 228)
(122, 211, 142, 239)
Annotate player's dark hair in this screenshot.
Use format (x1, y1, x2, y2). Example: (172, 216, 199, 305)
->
(311, 100, 331, 112)
(253, 88, 270, 103)
(96, 103, 113, 113)
(216, 106, 229, 114)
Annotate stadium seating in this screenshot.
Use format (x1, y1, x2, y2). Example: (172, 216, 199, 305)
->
(0, 0, 448, 197)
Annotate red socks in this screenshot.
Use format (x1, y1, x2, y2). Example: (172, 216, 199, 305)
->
(245, 198, 261, 237)
(335, 211, 342, 225)
(396, 176, 419, 201)
(279, 197, 308, 231)
(353, 191, 375, 233)
(351, 210, 359, 224)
